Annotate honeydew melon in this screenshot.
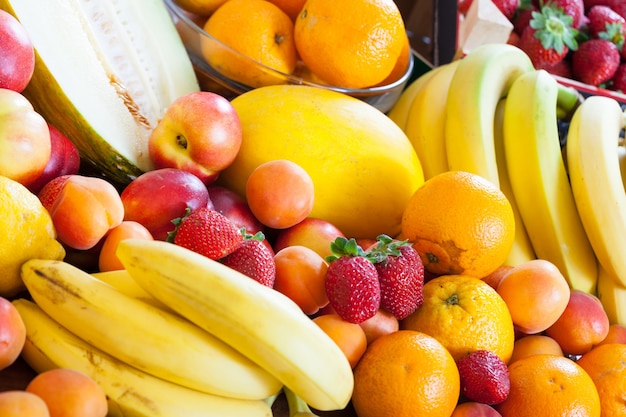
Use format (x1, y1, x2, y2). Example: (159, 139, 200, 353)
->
(0, 0, 199, 185)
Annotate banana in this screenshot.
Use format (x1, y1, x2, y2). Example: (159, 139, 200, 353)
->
(596, 265, 626, 326)
(493, 98, 536, 266)
(387, 64, 443, 131)
(566, 95, 626, 288)
(445, 43, 534, 187)
(91, 269, 173, 312)
(20, 259, 282, 400)
(13, 298, 274, 417)
(116, 239, 354, 412)
(502, 70, 597, 293)
(404, 60, 460, 180)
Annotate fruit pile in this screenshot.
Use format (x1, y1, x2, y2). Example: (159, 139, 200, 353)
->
(460, 0, 626, 94)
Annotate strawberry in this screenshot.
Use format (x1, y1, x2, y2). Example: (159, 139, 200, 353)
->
(368, 235, 424, 320)
(513, 4, 539, 35)
(517, 5, 579, 69)
(571, 38, 620, 85)
(324, 237, 381, 324)
(586, 5, 626, 39)
(458, 0, 519, 20)
(544, 56, 573, 77)
(456, 350, 511, 405)
(609, 63, 626, 93)
(220, 230, 276, 287)
(168, 207, 243, 260)
(541, 0, 585, 28)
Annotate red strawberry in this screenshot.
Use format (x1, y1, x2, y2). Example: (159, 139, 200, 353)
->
(459, 0, 519, 20)
(541, 0, 585, 28)
(587, 5, 626, 38)
(571, 38, 620, 85)
(544, 56, 573, 77)
(456, 350, 511, 405)
(368, 235, 424, 320)
(517, 5, 579, 69)
(220, 231, 276, 287)
(324, 237, 381, 324)
(609, 63, 626, 93)
(168, 207, 243, 260)
(513, 4, 539, 35)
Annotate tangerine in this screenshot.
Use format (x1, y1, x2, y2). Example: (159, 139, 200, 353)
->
(294, 0, 406, 88)
(401, 274, 515, 363)
(352, 330, 460, 417)
(401, 171, 515, 279)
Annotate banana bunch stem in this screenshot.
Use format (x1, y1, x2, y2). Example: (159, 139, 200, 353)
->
(284, 387, 321, 417)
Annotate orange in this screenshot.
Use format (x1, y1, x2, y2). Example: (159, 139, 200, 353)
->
(401, 274, 515, 363)
(497, 354, 601, 417)
(201, 0, 297, 88)
(400, 275, 515, 362)
(265, 0, 307, 21)
(375, 33, 412, 86)
(508, 335, 564, 365)
(294, 0, 407, 88)
(401, 170, 515, 279)
(352, 330, 460, 417)
(577, 343, 626, 417)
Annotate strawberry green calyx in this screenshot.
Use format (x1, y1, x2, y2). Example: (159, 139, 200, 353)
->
(325, 237, 368, 263)
(599, 23, 626, 51)
(530, 5, 579, 54)
(366, 234, 413, 264)
(240, 227, 266, 242)
(166, 206, 192, 243)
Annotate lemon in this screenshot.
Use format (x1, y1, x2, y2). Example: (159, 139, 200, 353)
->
(218, 84, 424, 239)
(0, 176, 65, 297)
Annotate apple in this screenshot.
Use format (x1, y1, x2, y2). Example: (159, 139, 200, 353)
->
(0, 9, 35, 92)
(27, 123, 81, 194)
(207, 185, 263, 234)
(148, 91, 242, 185)
(120, 168, 211, 241)
(0, 296, 26, 371)
(0, 88, 51, 186)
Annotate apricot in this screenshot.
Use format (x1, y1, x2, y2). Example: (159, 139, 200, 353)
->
(545, 290, 610, 355)
(496, 259, 570, 334)
(313, 313, 367, 368)
(38, 175, 124, 250)
(358, 309, 399, 345)
(0, 297, 26, 370)
(0, 391, 49, 417)
(508, 335, 564, 365)
(481, 265, 513, 290)
(98, 221, 153, 272)
(451, 401, 503, 417)
(26, 368, 108, 417)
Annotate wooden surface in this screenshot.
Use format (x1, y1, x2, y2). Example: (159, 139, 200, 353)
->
(0, 357, 358, 416)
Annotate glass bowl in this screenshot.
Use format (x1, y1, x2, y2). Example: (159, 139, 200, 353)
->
(163, 0, 415, 113)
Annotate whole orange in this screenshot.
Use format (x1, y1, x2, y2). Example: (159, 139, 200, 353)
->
(294, 0, 407, 88)
(401, 170, 515, 279)
(577, 343, 626, 417)
(497, 354, 601, 417)
(202, 0, 297, 88)
(401, 274, 515, 363)
(352, 330, 460, 417)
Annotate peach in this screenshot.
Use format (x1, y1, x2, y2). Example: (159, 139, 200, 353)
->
(545, 290, 610, 356)
(38, 174, 124, 250)
(451, 401, 503, 417)
(496, 259, 571, 334)
(98, 221, 153, 272)
(26, 368, 107, 417)
(596, 323, 626, 346)
(313, 313, 367, 368)
(358, 308, 399, 345)
(0, 391, 49, 417)
(273, 217, 345, 259)
(0, 297, 26, 371)
(273, 245, 329, 315)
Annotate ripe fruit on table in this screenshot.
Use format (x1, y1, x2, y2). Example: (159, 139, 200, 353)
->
(148, 91, 242, 185)
(456, 349, 510, 405)
(352, 330, 460, 417)
(207, 185, 263, 234)
(401, 171, 515, 279)
(0, 9, 35, 92)
(273, 217, 345, 259)
(220, 231, 276, 287)
(0, 391, 49, 417)
(402, 274, 515, 363)
(26, 123, 80, 195)
(172, 0, 228, 16)
(219, 84, 423, 239)
(451, 401, 504, 417)
(120, 168, 211, 241)
(312, 313, 367, 369)
(0, 88, 51, 187)
(0, 296, 25, 371)
(508, 335, 563, 365)
(38, 175, 124, 251)
(0, 175, 65, 297)
(358, 309, 399, 345)
(98, 221, 154, 272)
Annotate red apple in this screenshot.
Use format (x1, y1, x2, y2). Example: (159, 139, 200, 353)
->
(0, 9, 35, 93)
(0, 88, 51, 186)
(0, 297, 26, 371)
(120, 168, 211, 240)
(207, 185, 263, 234)
(27, 123, 81, 194)
(148, 91, 242, 185)
(273, 217, 345, 259)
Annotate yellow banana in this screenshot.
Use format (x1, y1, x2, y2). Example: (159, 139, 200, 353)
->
(502, 70, 597, 293)
(21, 259, 282, 400)
(493, 98, 536, 266)
(387, 64, 441, 131)
(13, 298, 273, 417)
(91, 269, 173, 312)
(116, 239, 354, 412)
(445, 43, 534, 187)
(404, 60, 460, 180)
(566, 95, 626, 288)
(596, 265, 626, 326)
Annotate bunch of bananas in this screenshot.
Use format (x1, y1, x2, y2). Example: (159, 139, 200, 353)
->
(389, 43, 626, 325)
(13, 239, 354, 416)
